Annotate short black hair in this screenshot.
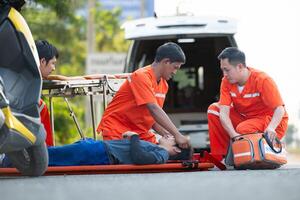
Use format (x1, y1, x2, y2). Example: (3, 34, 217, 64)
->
(218, 47, 246, 66)
(35, 40, 59, 63)
(154, 42, 186, 64)
(168, 146, 193, 161)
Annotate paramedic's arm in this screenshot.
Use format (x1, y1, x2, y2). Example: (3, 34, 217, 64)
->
(219, 105, 240, 138)
(265, 105, 285, 142)
(152, 122, 171, 137)
(261, 78, 285, 143)
(147, 103, 189, 148)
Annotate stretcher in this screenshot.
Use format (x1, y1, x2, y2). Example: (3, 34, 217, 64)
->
(42, 76, 128, 143)
(0, 162, 214, 176)
(0, 152, 223, 176)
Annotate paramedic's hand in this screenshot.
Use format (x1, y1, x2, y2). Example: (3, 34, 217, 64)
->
(265, 128, 277, 146)
(231, 132, 241, 141)
(175, 134, 189, 149)
(122, 131, 138, 139)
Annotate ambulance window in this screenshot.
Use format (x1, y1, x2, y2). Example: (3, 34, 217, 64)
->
(173, 68, 196, 89)
(166, 66, 200, 111)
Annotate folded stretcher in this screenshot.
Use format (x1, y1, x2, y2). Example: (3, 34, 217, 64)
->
(0, 162, 214, 176)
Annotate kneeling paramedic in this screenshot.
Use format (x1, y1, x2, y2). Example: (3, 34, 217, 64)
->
(97, 42, 189, 149)
(207, 47, 288, 161)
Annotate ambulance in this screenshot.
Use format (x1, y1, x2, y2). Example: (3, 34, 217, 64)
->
(122, 15, 238, 150)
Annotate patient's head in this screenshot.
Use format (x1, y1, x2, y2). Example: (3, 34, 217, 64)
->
(158, 136, 193, 160)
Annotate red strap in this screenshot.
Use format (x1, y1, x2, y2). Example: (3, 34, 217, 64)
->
(202, 151, 227, 170)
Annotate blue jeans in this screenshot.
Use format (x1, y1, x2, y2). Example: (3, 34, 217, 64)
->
(48, 138, 110, 166)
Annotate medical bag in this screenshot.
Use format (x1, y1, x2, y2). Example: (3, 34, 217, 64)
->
(225, 133, 287, 169)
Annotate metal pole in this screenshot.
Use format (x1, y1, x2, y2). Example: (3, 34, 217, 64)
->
(102, 82, 107, 111)
(141, 0, 145, 17)
(87, 0, 95, 53)
(64, 97, 85, 139)
(86, 0, 96, 138)
(89, 87, 97, 139)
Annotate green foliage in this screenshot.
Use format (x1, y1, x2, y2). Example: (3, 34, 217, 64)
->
(22, 5, 86, 75)
(27, 0, 85, 19)
(52, 98, 82, 145)
(52, 97, 95, 145)
(93, 3, 130, 52)
(23, 1, 130, 144)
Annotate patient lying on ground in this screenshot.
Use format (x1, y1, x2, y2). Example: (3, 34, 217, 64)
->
(47, 132, 192, 166)
(1, 132, 192, 167)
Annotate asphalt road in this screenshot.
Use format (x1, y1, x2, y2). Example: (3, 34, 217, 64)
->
(1, 164, 300, 200)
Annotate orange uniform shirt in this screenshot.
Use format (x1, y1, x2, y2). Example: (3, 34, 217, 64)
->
(39, 99, 54, 146)
(97, 66, 168, 142)
(219, 67, 288, 119)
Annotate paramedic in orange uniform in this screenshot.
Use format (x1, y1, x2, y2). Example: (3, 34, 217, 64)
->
(97, 42, 189, 148)
(36, 40, 90, 146)
(36, 40, 59, 146)
(207, 47, 288, 160)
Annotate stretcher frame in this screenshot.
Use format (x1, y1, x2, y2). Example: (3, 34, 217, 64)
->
(42, 75, 127, 145)
(0, 162, 214, 176)
(0, 152, 225, 176)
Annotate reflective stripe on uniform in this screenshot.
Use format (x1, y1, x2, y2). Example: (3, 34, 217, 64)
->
(243, 93, 260, 98)
(207, 109, 220, 116)
(155, 93, 166, 98)
(230, 92, 237, 97)
(38, 101, 45, 113)
(127, 75, 132, 82)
